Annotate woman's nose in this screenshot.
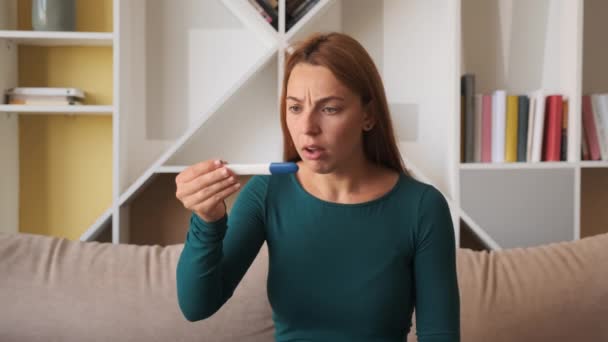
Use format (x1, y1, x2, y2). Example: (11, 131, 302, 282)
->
(302, 110, 321, 135)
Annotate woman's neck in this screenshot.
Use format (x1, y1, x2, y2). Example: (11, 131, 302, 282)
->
(299, 151, 389, 204)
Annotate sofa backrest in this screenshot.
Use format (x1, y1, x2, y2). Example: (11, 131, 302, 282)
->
(0, 233, 273, 342)
(1, 231, 607, 342)
(454, 232, 608, 341)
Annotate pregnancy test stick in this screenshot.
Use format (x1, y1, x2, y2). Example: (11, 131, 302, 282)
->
(225, 162, 298, 175)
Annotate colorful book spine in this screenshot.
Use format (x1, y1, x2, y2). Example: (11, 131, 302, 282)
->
(582, 95, 601, 160)
(517, 96, 530, 162)
(560, 98, 568, 161)
(462, 74, 476, 163)
(481, 94, 492, 163)
(492, 90, 506, 163)
(531, 91, 546, 162)
(505, 95, 519, 162)
(526, 95, 536, 162)
(543, 95, 563, 162)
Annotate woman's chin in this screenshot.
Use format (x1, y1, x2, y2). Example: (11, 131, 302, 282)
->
(300, 159, 334, 174)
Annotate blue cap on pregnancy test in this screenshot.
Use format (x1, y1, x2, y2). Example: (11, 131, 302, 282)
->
(269, 162, 299, 174)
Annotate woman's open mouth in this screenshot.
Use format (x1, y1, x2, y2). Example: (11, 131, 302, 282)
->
(302, 145, 325, 160)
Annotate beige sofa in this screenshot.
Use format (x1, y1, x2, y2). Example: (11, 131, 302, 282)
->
(1, 231, 607, 342)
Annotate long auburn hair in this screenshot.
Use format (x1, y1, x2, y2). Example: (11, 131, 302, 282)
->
(280, 32, 408, 175)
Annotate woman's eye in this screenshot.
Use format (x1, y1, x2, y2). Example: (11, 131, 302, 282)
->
(288, 105, 301, 113)
(323, 107, 338, 114)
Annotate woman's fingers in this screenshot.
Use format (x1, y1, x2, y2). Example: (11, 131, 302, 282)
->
(176, 159, 220, 184)
(191, 181, 242, 216)
(177, 166, 233, 199)
(174, 159, 242, 222)
(182, 174, 238, 209)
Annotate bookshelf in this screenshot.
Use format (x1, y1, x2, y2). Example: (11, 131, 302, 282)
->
(0, 0, 114, 238)
(460, 0, 608, 249)
(2, 0, 606, 250)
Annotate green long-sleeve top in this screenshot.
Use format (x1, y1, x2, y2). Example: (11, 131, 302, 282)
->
(177, 172, 460, 341)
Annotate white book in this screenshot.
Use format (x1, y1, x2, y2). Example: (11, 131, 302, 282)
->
(8, 94, 80, 101)
(531, 91, 546, 162)
(8, 98, 83, 105)
(474, 94, 483, 162)
(526, 94, 536, 162)
(592, 94, 608, 160)
(5, 87, 85, 99)
(492, 90, 506, 163)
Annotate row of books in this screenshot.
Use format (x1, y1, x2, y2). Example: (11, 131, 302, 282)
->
(248, 0, 319, 31)
(582, 94, 608, 161)
(4, 87, 85, 105)
(461, 74, 568, 163)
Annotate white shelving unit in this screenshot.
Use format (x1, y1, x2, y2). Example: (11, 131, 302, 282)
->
(0, 30, 113, 46)
(460, 0, 608, 249)
(0, 0, 115, 236)
(111, 0, 463, 245)
(108, 0, 462, 245)
(3, 0, 607, 250)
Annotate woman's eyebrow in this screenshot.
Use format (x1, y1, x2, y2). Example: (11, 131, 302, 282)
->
(286, 95, 345, 103)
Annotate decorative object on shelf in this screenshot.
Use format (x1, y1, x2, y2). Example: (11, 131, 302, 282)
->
(31, 0, 76, 31)
(4, 87, 85, 105)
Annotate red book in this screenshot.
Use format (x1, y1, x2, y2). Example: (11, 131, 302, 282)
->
(582, 95, 601, 160)
(542, 95, 563, 161)
(481, 94, 492, 162)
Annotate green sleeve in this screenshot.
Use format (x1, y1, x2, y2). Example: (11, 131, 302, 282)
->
(176, 176, 268, 321)
(414, 186, 461, 341)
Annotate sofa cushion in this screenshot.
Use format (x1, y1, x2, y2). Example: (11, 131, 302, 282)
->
(453, 232, 608, 342)
(0, 233, 273, 342)
(1, 231, 607, 342)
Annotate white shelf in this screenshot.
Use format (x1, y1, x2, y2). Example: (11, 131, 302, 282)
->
(220, 0, 278, 46)
(80, 206, 113, 241)
(156, 166, 186, 173)
(579, 161, 608, 168)
(459, 208, 502, 251)
(460, 162, 578, 170)
(284, 0, 335, 42)
(0, 105, 113, 114)
(0, 30, 113, 46)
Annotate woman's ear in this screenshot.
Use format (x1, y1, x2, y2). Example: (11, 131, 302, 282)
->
(362, 104, 375, 132)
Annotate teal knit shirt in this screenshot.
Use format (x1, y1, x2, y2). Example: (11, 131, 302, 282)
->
(177, 173, 460, 341)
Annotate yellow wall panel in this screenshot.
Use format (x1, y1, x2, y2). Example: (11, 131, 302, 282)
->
(17, 0, 113, 240)
(19, 46, 113, 104)
(19, 115, 112, 240)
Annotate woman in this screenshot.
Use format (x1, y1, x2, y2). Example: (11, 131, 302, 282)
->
(176, 32, 460, 341)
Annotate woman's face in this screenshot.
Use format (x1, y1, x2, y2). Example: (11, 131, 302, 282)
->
(285, 63, 373, 174)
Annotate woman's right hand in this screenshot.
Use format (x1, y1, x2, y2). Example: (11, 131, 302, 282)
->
(175, 159, 241, 222)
